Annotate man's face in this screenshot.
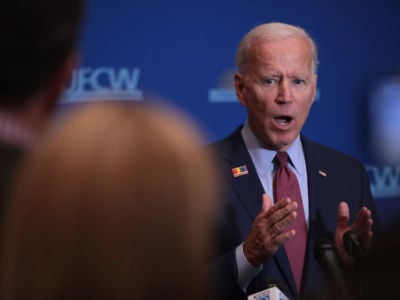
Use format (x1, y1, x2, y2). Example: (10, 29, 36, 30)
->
(235, 37, 317, 151)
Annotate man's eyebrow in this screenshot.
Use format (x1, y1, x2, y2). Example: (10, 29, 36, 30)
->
(288, 73, 309, 79)
(261, 72, 281, 77)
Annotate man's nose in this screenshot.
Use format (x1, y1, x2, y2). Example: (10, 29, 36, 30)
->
(277, 80, 291, 103)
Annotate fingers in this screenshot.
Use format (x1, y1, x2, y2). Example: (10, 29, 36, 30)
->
(352, 206, 374, 248)
(261, 193, 272, 212)
(265, 229, 296, 251)
(267, 200, 297, 234)
(339, 204, 373, 233)
(259, 194, 297, 240)
(335, 202, 352, 269)
(256, 195, 297, 229)
(270, 210, 297, 235)
(351, 207, 373, 237)
(243, 194, 298, 266)
(265, 197, 297, 220)
(336, 203, 375, 262)
(353, 207, 372, 230)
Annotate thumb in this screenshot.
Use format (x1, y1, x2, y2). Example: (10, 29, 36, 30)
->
(261, 193, 273, 212)
(336, 202, 353, 270)
(337, 201, 350, 229)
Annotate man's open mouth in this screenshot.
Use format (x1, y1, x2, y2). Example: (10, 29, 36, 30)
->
(275, 115, 293, 125)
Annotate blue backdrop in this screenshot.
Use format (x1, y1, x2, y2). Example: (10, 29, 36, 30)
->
(61, 0, 400, 229)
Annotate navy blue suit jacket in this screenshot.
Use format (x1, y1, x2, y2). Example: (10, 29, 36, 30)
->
(208, 126, 380, 300)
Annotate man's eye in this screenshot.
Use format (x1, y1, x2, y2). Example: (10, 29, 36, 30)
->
(264, 78, 276, 85)
(293, 78, 305, 85)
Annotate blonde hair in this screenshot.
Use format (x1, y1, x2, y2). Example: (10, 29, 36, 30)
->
(1, 101, 218, 300)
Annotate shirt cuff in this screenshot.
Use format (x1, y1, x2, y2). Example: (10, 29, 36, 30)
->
(235, 243, 263, 291)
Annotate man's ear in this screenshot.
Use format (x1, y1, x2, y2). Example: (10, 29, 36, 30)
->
(311, 74, 318, 103)
(234, 72, 247, 107)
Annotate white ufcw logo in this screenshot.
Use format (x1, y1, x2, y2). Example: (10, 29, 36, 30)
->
(61, 67, 143, 103)
(366, 165, 400, 198)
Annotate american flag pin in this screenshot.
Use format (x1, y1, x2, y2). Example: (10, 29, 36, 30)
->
(318, 170, 327, 177)
(232, 165, 248, 177)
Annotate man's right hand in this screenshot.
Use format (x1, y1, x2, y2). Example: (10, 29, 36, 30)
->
(243, 193, 298, 267)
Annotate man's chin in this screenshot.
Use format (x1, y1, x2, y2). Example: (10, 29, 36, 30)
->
(261, 139, 290, 151)
(270, 136, 296, 152)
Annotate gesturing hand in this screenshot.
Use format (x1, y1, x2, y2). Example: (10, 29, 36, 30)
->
(334, 202, 373, 270)
(243, 193, 298, 267)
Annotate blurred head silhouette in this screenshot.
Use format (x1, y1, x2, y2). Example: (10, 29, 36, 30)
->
(0, 0, 85, 205)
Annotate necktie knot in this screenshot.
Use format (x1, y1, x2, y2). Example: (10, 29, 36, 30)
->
(274, 151, 289, 167)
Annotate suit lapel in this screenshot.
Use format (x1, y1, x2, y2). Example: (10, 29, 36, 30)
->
(220, 128, 264, 220)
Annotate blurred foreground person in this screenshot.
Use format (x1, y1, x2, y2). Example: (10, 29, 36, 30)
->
(357, 221, 400, 300)
(0, 101, 218, 300)
(0, 0, 85, 205)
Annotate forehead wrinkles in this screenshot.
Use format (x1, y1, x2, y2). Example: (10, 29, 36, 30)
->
(248, 38, 314, 75)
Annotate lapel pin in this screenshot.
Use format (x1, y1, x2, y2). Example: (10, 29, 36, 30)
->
(232, 165, 248, 177)
(318, 170, 327, 177)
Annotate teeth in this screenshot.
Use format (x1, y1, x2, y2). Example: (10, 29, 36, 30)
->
(277, 117, 289, 124)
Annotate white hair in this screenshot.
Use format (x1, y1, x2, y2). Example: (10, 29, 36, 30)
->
(235, 22, 319, 75)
